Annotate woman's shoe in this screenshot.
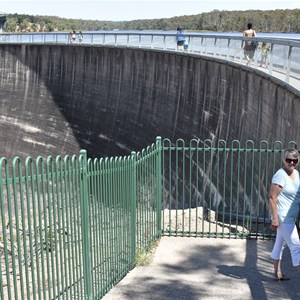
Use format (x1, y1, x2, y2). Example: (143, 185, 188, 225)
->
(273, 274, 290, 281)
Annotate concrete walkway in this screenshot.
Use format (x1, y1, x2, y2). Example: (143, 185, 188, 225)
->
(102, 237, 300, 300)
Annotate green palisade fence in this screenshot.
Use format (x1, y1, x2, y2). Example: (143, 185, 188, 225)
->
(161, 138, 298, 238)
(0, 137, 298, 299)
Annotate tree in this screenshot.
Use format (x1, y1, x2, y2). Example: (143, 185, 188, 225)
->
(3, 17, 18, 32)
(3, 9, 300, 33)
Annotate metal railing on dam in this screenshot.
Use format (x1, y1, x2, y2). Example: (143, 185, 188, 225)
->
(1, 137, 298, 299)
(1, 31, 300, 90)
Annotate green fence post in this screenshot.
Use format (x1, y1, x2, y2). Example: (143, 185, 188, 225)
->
(156, 137, 162, 236)
(131, 151, 137, 263)
(79, 150, 92, 299)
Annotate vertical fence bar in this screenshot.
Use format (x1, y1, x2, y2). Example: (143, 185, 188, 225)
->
(0, 167, 4, 300)
(195, 140, 200, 236)
(8, 160, 20, 299)
(11, 158, 25, 299)
(35, 157, 47, 300)
(64, 156, 74, 300)
(188, 141, 193, 236)
(167, 140, 172, 236)
(201, 142, 206, 237)
(46, 157, 56, 300)
(235, 141, 241, 239)
(131, 152, 137, 263)
(24, 157, 37, 299)
(86, 159, 92, 298)
(175, 140, 180, 236)
(156, 136, 163, 237)
(207, 140, 213, 238)
(244, 141, 254, 239)
(215, 141, 221, 238)
(0, 158, 13, 300)
(221, 141, 227, 238)
(103, 158, 112, 293)
(181, 141, 186, 236)
(55, 156, 65, 299)
(79, 150, 91, 300)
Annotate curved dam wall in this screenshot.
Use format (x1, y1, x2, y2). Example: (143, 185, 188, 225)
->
(1, 44, 300, 214)
(1, 44, 300, 161)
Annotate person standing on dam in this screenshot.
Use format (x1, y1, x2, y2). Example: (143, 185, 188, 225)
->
(184, 38, 189, 51)
(78, 31, 83, 44)
(269, 148, 300, 280)
(259, 42, 270, 67)
(176, 27, 185, 51)
(243, 22, 257, 66)
(70, 30, 76, 43)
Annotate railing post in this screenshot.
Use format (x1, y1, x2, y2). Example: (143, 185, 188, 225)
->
(163, 35, 166, 50)
(285, 45, 292, 84)
(79, 149, 92, 299)
(227, 39, 230, 60)
(268, 43, 274, 76)
(131, 151, 137, 262)
(156, 137, 162, 236)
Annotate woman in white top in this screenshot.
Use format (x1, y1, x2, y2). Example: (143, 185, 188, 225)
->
(269, 148, 300, 280)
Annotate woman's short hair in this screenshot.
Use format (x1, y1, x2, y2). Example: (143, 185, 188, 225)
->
(283, 148, 299, 161)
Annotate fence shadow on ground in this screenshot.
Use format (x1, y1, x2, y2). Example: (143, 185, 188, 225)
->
(102, 237, 300, 300)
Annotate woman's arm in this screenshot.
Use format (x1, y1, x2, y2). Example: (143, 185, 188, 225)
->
(269, 183, 282, 230)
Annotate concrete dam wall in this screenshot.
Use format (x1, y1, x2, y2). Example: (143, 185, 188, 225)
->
(1, 44, 300, 214)
(1, 44, 300, 161)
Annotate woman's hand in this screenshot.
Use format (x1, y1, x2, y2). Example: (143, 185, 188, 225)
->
(269, 183, 282, 231)
(270, 219, 279, 231)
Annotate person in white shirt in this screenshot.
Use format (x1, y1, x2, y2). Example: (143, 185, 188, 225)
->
(269, 148, 300, 280)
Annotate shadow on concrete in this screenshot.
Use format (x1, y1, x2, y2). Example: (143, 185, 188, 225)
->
(103, 237, 300, 300)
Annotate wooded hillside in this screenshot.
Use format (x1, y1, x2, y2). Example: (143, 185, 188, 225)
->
(3, 9, 300, 33)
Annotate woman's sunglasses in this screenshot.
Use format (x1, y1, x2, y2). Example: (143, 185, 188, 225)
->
(285, 158, 299, 164)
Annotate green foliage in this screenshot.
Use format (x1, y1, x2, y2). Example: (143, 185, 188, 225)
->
(2, 9, 300, 33)
(45, 229, 56, 252)
(135, 248, 153, 266)
(4, 17, 18, 32)
(135, 239, 160, 267)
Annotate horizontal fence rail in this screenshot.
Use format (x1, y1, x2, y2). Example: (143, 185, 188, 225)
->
(1, 137, 299, 299)
(0, 31, 300, 90)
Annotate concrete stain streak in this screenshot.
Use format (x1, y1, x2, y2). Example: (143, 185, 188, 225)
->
(0, 115, 41, 133)
(22, 137, 55, 148)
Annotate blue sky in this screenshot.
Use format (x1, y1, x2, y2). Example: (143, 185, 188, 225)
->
(0, 0, 299, 21)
